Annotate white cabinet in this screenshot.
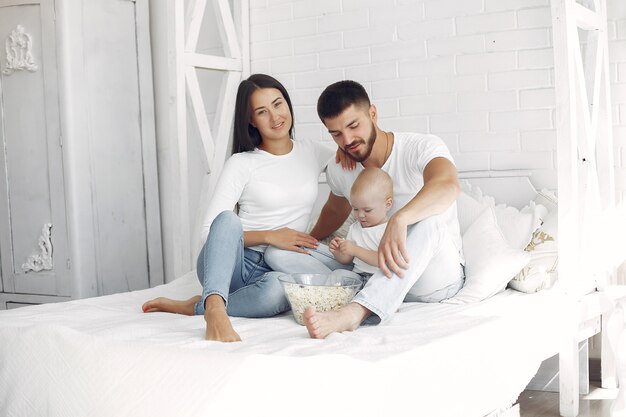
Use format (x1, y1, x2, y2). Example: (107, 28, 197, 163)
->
(0, 0, 162, 309)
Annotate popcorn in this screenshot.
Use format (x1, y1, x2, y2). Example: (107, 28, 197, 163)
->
(283, 283, 357, 325)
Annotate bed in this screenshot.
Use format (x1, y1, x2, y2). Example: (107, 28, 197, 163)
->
(0, 171, 592, 417)
(0, 271, 570, 417)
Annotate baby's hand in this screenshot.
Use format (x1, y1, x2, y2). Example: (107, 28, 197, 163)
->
(329, 237, 343, 251)
(338, 239, 355, 256)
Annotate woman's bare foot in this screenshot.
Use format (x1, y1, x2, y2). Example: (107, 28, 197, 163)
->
(142, 296, 201, 315)
(303, 303, 371, 339)
(204, 295, 241, 342)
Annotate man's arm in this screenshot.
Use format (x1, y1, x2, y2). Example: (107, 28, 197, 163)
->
(393, 157, 460, 225)
(309, 192, 352, 240)
(378, 157, 460, 277)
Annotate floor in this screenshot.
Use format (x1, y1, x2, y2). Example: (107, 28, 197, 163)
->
(518, 383, 618, 417)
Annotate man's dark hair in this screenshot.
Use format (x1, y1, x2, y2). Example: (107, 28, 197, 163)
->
(233, 74, 294, 154)
(316, 80, 371, 122)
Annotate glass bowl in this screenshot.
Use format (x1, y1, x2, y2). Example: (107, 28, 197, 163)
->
(278, 273, 362, 325)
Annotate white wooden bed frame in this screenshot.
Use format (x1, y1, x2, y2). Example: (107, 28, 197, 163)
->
(456, 171, 626, 417)
(158, 0, 626, 416)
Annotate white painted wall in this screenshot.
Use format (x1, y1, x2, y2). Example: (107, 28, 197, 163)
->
(249, 0, 626, 200)
(151, 0, 626, 282)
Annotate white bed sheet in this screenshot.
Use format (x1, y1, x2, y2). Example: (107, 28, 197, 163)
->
(0, 271, 570, 417)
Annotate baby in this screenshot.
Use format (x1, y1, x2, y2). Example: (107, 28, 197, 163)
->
(329, 167, 393, 277)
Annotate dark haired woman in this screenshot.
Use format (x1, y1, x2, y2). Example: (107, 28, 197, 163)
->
(142, 74, 338, 342)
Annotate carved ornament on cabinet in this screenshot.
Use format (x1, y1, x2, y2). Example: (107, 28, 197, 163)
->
(22, 223, 53, 273)
(3, 25, 38, 75)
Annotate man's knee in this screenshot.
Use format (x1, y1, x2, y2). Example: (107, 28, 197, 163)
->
(407, 216, 446, 245)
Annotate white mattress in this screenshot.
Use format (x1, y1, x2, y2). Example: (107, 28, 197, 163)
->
(0, 272, 570, 417)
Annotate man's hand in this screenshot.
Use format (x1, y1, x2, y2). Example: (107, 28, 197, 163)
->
(378, 213, 410, 278)
(267, 228, 319, 254)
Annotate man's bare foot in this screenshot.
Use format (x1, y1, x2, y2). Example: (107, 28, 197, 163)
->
(142, 296, 201, 315)
(204, 295, 241, 343)
(303, 303, 370, 339)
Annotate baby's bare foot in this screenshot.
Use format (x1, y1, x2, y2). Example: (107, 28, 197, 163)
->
(142, 296, 201, 315)
(303, 303, 370, 339)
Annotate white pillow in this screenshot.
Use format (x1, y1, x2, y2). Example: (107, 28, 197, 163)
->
(446, 207, 531, 304)
(494, 202, 547, 250)
(457, 180, 546, 250)
(457, 181, 495, 234)
(508, 196, 559, 293)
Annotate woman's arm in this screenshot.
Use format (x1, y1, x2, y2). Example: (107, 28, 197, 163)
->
(199, 156, 247, 245)
(244, 229, 318, 254)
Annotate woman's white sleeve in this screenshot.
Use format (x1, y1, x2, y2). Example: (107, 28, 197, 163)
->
(199, 156, 248, 245)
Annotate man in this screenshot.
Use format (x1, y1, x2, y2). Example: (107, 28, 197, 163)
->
(306, 80, 465, 338)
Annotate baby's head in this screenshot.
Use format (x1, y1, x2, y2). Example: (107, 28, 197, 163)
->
(350, 168, 393, 228)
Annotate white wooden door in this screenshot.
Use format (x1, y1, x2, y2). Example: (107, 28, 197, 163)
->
(0, 0, 71, 296)
(78, 0, 161, 294)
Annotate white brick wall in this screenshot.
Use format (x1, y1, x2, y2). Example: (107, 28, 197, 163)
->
(250, 0, 626, 195)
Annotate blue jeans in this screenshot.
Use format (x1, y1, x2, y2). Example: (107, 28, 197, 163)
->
(268, 216, 464, 325)
(264, 243, 354, 274)
(354, 215, 465, 324)
(194, 211, 290, 318)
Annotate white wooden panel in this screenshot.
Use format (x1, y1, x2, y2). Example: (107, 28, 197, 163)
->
(169, 0, 249, 268)
(185, 0, 206, 53)
(214, 0, 241, 58)
(185, 53, 242, 71)
(135, 0, 164, 288)
(169, 0, 192, 276)
(551, 0, 615, 295)
(185, 67, 214, 173)
(0, 0, 70, 296)
(82, 0, 150, 294)
(0, 292, 70, 310)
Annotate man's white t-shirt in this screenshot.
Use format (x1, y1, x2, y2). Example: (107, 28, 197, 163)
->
(201, 139, 334, 251)
(326, 132, 463, 260)
(346, 222, 386, 275)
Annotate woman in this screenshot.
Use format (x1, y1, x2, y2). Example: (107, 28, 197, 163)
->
(142, 74, 339, 342)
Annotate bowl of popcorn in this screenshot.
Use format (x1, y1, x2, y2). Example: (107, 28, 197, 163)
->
(279, 273, 362, 325)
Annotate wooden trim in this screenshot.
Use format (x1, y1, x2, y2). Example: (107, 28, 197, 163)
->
(235, 0, 250, 77)
(572, 2, 602, 30)
(136, 0, 164, 288)
(169, 0, 249, 261)
(185, 53, 242, 71)
(185, 66, 214, 173)
(169, 0, 192, 275)
(215, 0, 241, 58)
(184, 0, 206, 53)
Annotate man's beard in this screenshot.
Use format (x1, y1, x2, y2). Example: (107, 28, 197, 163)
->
(343, 122, 377, 162)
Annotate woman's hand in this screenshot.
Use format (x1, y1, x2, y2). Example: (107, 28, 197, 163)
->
(335, 148, 356, 170)
(267, 228, 319, 254)
(378, 213, 410, 278)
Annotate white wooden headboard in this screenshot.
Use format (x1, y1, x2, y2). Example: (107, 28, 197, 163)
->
(314, 169, 539, 215)
(458, 170, 539, 209)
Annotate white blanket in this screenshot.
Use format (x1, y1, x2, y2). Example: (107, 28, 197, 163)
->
(0, 272, 569, 417)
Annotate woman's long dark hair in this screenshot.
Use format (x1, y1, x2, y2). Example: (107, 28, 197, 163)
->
(232, 74, 295, 154)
